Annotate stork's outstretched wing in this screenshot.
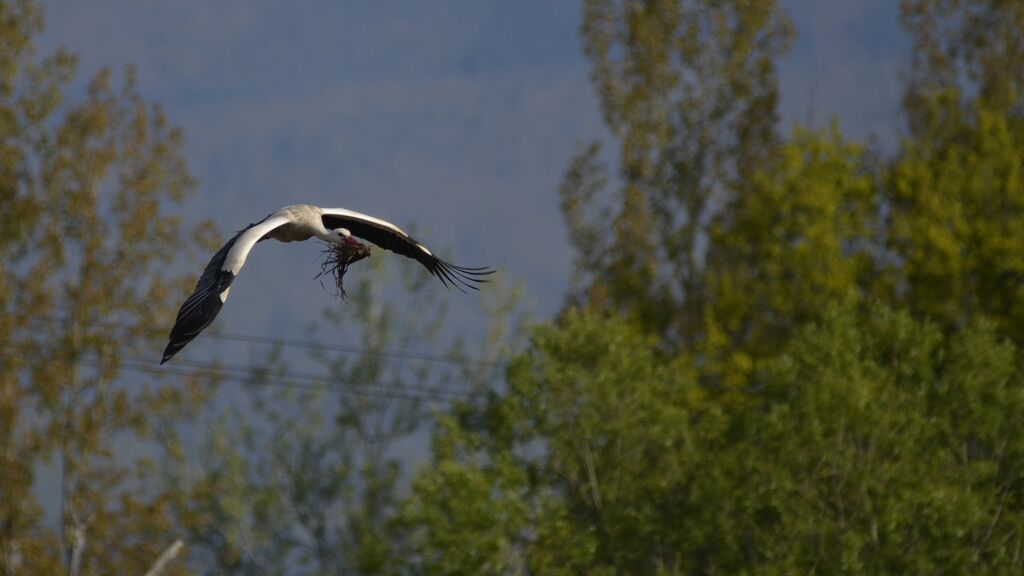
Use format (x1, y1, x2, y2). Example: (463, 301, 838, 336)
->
(320, 207, 494, 291)
(161, 214, 289, 364)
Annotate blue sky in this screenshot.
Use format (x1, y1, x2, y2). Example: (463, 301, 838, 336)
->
(38, 0, 910, 355)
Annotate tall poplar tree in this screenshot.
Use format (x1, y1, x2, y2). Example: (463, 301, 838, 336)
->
(0, 1, 215, 573)
(561, 0, 793, 343)
(888, 0, 1024, 342)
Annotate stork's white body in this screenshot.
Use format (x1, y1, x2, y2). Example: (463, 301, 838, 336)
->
(223, 205, 326, 272)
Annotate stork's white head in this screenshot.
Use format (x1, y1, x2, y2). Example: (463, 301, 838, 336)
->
(329, 228, 362, 246)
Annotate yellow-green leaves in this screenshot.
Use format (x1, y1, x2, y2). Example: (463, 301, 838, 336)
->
(888, 108, 1024, 341)
(0, 2, 210, 573)
(705, 125, 874, 368)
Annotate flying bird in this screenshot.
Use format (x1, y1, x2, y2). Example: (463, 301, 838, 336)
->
(161, 204, 493, 364)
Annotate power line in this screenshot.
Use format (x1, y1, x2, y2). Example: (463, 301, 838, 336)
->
(155, 352, 476, 399)
(0, 349, 469, 403)
(1, 312, 504, 369)
(131, 359, 470, 403)
(0, 313, 487, 393)
(0, 342, 478, 403)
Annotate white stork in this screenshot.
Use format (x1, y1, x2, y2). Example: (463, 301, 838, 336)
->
(161, 204, 492, 364)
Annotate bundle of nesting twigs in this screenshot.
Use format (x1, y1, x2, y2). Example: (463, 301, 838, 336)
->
(317, 242, 372, 301)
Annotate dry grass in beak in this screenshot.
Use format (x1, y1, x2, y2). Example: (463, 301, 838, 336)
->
(317, 242, 371, 301)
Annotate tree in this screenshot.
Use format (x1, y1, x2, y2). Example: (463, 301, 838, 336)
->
(702, 124, 877, 382)
(0, 1, 215, 572)
(563, 0, 1024, 352)
(402, 311, 699, 574)
(403, 302, 1024, 574)
(885, 108, 1024, 342)
(901, 0, 1024, 142)
(561, 0, 794, 343)
(887, 0, 1024, 343)
(738, 304, 1024, 573)
(402, 2, 1024, 573)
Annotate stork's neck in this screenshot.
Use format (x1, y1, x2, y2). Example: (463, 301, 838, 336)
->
(314, 227, 335, 242)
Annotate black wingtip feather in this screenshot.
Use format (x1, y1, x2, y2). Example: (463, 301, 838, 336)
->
(161, 341, 182, 365)
(434, 261, 496, 293)
(435, 263, 466, 293)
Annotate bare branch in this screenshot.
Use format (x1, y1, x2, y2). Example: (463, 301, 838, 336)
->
(143, 539, 184, 576)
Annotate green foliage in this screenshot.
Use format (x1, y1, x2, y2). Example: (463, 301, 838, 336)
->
(401, 416, 532, 575)
(563, 0, 794, 342)
(404, 304, 1024, 574)
(704, 125, 876, 375)
(402, 312, 700, 574)
(879, 0, 1024, 347)
(564, 0, 1024, 355)
(402, 3, 1024, 571)
(744, 305, 1023, 573)
(901, 0, 1024, 139)
(886, 107, 1024, 342)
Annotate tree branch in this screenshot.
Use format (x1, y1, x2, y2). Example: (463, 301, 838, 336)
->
(143, 539, 184, 576)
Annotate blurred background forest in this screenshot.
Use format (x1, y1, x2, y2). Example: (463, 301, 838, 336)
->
(2, 0, 1024, 574)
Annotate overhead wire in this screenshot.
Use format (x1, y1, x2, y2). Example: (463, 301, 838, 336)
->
(0, 312, 505, 369)
(0, 340, 478, 403)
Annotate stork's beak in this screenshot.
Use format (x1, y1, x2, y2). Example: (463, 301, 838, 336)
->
(344, 235, 362, 246)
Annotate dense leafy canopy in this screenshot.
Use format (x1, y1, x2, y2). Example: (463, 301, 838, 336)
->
(401, 0, 1024, 574)
(404, 305, 1024, 574)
